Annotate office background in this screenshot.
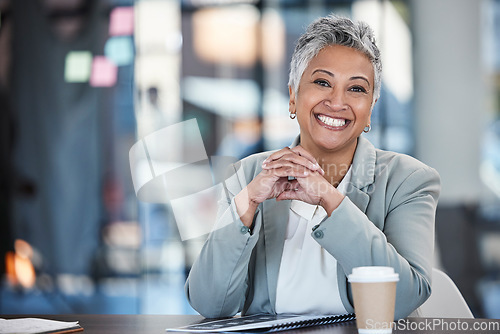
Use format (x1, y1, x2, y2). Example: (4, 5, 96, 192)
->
(0, 0, 499, 318)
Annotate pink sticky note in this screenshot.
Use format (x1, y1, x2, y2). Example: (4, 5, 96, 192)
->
(90, 56, 117, 87)
(109, 7, 134, 36)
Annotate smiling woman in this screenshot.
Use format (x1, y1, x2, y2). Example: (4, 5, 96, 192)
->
(291, 45, 374, 187)
(185, 14, 441, 321)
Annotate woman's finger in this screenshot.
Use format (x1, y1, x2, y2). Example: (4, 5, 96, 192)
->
(265, 146, 316, 165)
(263, 151, 323, 174)
(270, 165, 311, 178)
(262, 154, 316, 171)
(291, 145, 325, 175)
(262, 159, 302, 171)
(263, 158, 324, 175)
(291, 145, 318, 164)
(263, 147, 294, 164)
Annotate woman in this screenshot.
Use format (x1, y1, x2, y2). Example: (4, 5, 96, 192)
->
(185, 14, 440, 320)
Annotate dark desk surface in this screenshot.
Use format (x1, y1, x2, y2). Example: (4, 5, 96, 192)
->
(2, 315, 500, 334)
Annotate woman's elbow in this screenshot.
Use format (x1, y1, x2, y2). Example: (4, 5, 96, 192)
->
(185, 280, 216, 318)
(185, 279, 238, 319)
(394, 276, 431, 319)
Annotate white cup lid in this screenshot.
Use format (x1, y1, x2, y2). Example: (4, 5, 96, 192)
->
(348, 266, 399, 283)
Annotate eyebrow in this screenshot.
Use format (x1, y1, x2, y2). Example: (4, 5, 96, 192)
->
(312, 69, 371, 87)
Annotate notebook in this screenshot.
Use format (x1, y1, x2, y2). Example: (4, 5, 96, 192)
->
(166, 313, 355, 332)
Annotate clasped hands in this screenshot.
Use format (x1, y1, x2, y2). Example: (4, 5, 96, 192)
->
(235, 146, 345, 227)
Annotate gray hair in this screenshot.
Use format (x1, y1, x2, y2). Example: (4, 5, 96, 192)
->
(288, 14, 382, 105)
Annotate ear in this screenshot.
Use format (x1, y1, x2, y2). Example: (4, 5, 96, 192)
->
(288, 86, 296, 114)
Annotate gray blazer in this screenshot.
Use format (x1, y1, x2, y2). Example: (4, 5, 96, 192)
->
(185, 136, 441, 320)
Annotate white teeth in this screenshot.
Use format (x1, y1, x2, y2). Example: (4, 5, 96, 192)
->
(317, 115, 346, 127)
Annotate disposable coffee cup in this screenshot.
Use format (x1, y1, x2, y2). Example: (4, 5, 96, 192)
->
(348, 266, 399, 334)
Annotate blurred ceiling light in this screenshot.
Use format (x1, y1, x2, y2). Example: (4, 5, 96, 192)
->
(135, 0, 180, 54)
(104, 222, 142, 249)
(5, 239, 36, 289)
(15, 239, 34, 259)
(260, 8, 285, 68)
(57, 274, 94, 296)
(164, 31, 183, 53)
(352, 0, 413, 103)
(192, 5, 259, 67)
(182, 76, 260, 118)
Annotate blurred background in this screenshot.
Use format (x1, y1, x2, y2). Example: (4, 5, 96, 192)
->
(0, 0, 499, 318)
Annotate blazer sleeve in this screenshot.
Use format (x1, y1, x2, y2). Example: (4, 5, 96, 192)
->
(184, 162, 263, 318)
(312, 166, 441, 320)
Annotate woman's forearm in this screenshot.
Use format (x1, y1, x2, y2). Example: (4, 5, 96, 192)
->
(234, 188, 260, 228)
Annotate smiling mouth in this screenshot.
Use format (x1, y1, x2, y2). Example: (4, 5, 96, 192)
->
(316, 114, 351, 129)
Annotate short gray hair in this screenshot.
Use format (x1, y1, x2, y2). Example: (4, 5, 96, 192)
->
(288, 14, 382, 104)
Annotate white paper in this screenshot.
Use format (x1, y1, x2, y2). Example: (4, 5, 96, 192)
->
(0, 318, 80, 334)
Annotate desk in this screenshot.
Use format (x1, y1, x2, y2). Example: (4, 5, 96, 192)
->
(3, 315, 500, 334)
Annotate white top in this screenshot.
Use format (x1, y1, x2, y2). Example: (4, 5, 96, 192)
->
(275, 167, 352, 315)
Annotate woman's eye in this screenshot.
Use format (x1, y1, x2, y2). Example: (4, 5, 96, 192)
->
(350, 86, 367, 93)
(314, 79, 330, 87)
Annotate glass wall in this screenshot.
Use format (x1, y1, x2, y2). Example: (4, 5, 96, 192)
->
(0, 0, 417, 315)
(2, 0, 500, 318)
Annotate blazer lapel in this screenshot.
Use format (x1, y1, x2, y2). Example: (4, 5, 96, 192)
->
(346, 186, 370, 213)
(262, 198, 290, 313)
(347, 136, 376, 212)
(338, 136, 376, 311)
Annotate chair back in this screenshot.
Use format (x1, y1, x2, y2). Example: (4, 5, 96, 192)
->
(419, 268, 474, 318)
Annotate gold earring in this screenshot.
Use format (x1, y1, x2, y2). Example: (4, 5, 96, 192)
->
(290, 112, 296, 120)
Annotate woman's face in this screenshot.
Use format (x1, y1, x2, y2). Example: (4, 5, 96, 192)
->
(289, 44, 375, 157)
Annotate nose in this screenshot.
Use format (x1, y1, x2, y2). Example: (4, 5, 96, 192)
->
(324, 87, 346, 111)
